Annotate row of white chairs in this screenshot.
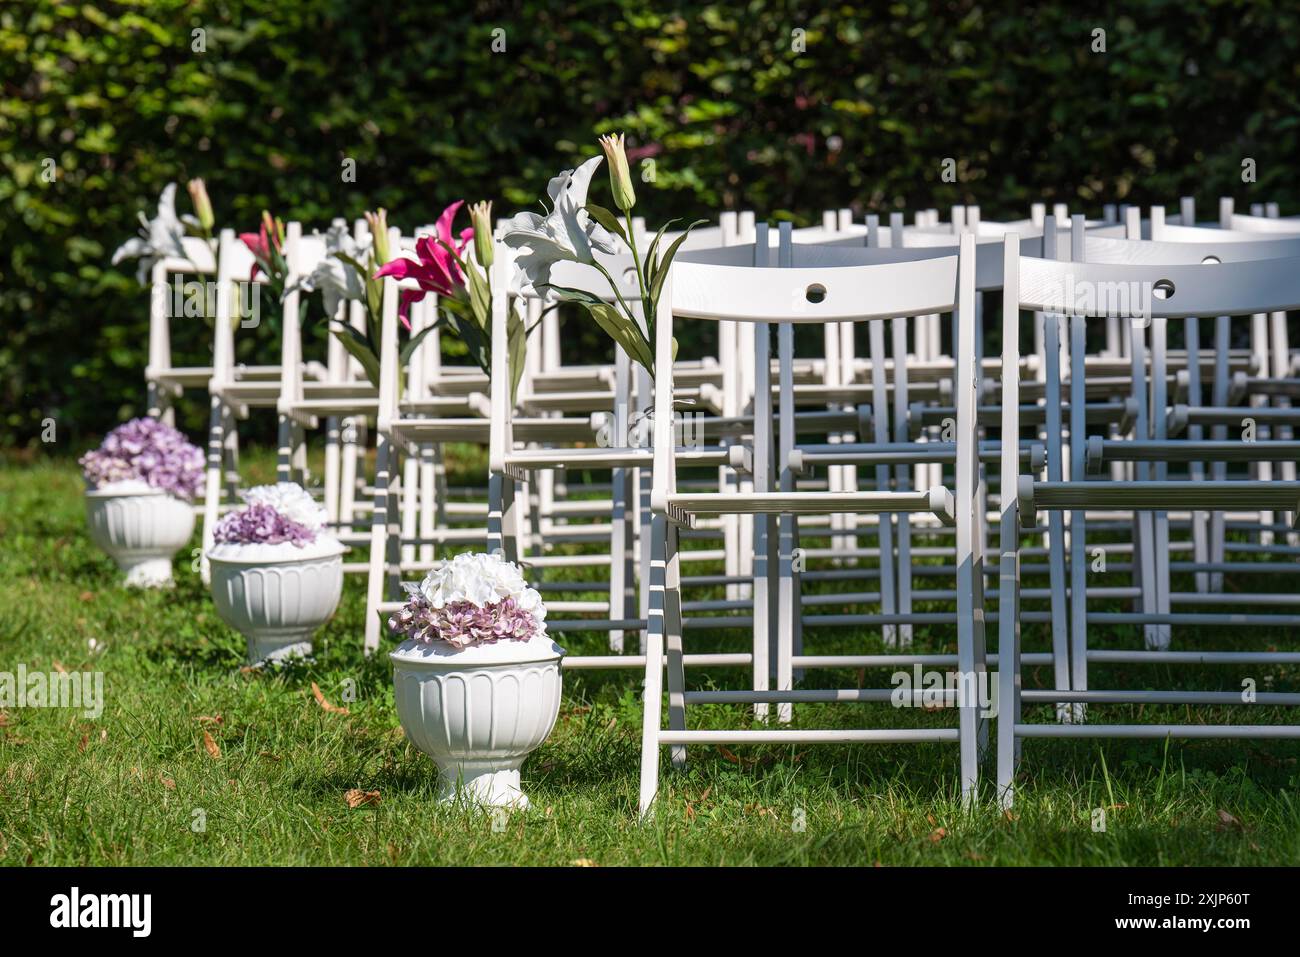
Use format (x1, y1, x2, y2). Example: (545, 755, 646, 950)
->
(135, 194, 1300, 815)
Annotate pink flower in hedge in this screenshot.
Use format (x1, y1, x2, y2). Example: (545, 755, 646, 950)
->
(373, 200, 473, 326)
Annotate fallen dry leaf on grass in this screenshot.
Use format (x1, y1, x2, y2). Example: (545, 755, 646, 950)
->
(717, 745, 758, 766)
(344, 788, 381, 809)
(159, 774, 175, 790)
(79, 591, 95, 603)
(929, 827, 947, 843)
(571, 858, 599, 867)
(77, 734, 88, 753)
(312, 682, 350, 715)
(258, 751, 281, 762)
(202, 731, 221, 760)
(0, 712, 9, 727)
(1216, 809, 1244, 831)
(194, 715, 223, 725)
(51, 660, 67, 675)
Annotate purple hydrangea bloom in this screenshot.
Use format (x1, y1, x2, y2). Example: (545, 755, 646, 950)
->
(79, 417, 204, 500)
(212, 504, 317, 547)
(388, 595, 541, 649)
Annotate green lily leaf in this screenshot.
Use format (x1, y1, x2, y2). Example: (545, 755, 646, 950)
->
(507, 304, 528, 403)
(577, 300, 655, 375)
(330, 326, 381, 388)
(585, 203, 630, 246)
(644, 218, 680, 291)
(649, 219, 709, 312)
(400, 321, 440, 366)
(442, 309, 490, 375)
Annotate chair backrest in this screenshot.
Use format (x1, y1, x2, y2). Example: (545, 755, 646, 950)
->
(211, 229, 260, 387)
(649, 228, 982, 504)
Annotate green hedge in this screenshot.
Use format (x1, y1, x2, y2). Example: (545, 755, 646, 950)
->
(4, 0, 1298, 446)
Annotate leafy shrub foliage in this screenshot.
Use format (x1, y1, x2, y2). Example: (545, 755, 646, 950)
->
(4, 0, 1297, 444)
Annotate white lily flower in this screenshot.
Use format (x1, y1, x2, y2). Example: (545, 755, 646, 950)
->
(502, 155, 619, 299)
(111, 183, 189, 286)
(292, 223, 372, 318)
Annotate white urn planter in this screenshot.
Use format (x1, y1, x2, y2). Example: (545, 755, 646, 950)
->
(392, 634, 564, 808)
(208, 538, 345, 664)
(85, 483, 195, 588)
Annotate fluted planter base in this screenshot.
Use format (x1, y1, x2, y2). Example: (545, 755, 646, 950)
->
(391, 635, 564, 809)
(208, 539, 345, 666)
(438, 761, 529, 808)
(85, 487, 195, 589)
(247, 630, 315, 665)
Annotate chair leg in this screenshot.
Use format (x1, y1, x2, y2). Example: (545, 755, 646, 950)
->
(487, 472, 519, 563)
(418, 445, 436, 565)
(384, 452, 403, 599)
(364, 436, 394, 655)
(401, 454, 419, 567)
(664, 522, 687, 769)
(339, 418, 359, 534)
(751, 512, 774, 720)
(293, 421, 308, 486)
(147, 380, 163, 421)
(221, 404, 240, 503)
(776, 510, 797, 724)
(637, 465, 653, 655)
(638, 514, 670, 820)
(324, 416, 341, 525)
(200, 395, 226, 586)
(609, 466, 634, 653)
(995, 511, 1023, 810)
(276, 414, 293, 483)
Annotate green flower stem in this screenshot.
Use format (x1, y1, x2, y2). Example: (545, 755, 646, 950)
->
(625, 210, 653, 341)
(590, 259, 642, 334)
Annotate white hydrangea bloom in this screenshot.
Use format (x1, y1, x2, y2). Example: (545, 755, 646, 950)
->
(242, 482, 328, 532)
(418, 551, 544, 618)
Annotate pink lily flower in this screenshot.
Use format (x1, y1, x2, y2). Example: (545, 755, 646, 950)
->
(373, 200, 474, 327)
(239, 211, 284, 282)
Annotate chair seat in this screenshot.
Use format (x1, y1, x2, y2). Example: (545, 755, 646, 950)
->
(1087, 437, 1300, 469)
(665, 486, 955, 522)
(506, 444, 747, 472)
(1022, 478, 1300, 513)
(390, 416, 597, 443)
(790, 440, 1043, 470)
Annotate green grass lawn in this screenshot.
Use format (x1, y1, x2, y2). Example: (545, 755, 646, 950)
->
(1, 451, 1298, 866)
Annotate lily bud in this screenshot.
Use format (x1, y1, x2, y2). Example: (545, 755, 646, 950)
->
(365, 208, 391, 265)
(469, 201, 494, 269)
(261, 211, 284, 253)
(187, 178, 214, 233)
(597, 133, 636, 212)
